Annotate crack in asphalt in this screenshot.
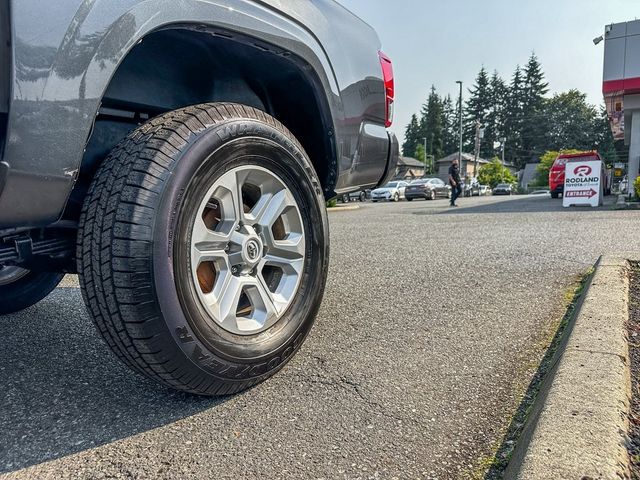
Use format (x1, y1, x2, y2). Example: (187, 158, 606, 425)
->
(289, 356, 431, 430)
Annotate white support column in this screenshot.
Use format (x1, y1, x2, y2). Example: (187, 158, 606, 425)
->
(629, 110, 640, 198)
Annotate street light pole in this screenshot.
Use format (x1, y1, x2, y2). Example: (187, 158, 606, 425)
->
(456, 81, 463, 171)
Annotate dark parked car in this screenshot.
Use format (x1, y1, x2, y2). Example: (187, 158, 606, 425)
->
(405, 178, 452, 201)
(493, 183, 514, 195)
(0, 1, 398, 396)
(341, 190, 370, 203)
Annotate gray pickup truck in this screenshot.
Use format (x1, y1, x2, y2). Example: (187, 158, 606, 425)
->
(0, 0, 398, 395)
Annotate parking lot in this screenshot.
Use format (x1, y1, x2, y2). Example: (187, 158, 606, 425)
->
(1, 194, 637, 479)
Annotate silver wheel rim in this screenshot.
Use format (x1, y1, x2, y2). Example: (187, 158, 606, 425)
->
(0, 266, 29, 286)
(190, 165, 305, 336)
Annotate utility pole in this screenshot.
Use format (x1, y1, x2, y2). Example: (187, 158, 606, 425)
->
(456, 81, 463, 169)
(473, 120, 482, 178)
(422, 137, 428, 176)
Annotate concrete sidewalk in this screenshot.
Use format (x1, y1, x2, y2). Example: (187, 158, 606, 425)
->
(506, 255, 637, 479)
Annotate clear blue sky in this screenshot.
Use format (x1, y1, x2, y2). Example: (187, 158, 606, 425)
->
(338, 0, 638, 144)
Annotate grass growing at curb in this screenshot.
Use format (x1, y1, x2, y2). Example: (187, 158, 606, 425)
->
(468, 268, 594, 479)
(626, 262, 640, 477)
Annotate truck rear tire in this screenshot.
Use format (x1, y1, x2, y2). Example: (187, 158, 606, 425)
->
(551, 192, 559, 199)
(77, 103, 329, 396)
(0, 268, 64, 315)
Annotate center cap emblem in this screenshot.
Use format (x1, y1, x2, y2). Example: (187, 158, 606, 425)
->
(245, 240, 260, 262)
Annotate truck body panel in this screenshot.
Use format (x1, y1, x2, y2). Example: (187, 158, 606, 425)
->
(0, 0, 397, 229)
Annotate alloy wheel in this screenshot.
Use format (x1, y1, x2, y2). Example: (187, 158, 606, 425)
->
(190, 166, 305, 336)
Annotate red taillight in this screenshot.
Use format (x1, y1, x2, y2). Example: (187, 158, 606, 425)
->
(378, 51, 394, 128)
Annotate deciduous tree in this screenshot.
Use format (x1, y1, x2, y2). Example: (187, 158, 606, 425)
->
(478, 158, 516, 188)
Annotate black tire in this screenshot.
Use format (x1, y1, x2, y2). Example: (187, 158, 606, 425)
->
(406, 197, 413, 202)
(77, 103, 329, 396)
(359, 192, 366, 202)
(551, 192, 559, 199)
(342, 194, 349, 203)
(0, 269, 64, 315)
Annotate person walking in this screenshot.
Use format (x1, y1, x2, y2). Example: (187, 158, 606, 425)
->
(448, 158, 462, 207)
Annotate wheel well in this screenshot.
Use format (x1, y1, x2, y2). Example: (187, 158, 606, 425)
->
(66, 27, 336, 220)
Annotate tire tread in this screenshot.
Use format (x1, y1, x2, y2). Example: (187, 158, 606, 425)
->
(78, 103, 306, 395)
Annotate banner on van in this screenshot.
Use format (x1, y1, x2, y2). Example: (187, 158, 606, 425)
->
(563, 161, 603, 208)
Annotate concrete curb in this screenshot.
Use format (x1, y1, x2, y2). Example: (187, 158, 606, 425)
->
(327, 205, 360, 212)
(506, 255, 633, 480)
(615, 194, 640, 210)
(618, 194, 628, 207)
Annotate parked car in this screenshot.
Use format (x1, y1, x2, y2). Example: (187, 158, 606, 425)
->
(493, 183, 514, 195)
(341, 190, 369, 203)
(464, 179, 480, 197)
(0, 1, 399, 396)
(479, 185, 492, 196)
(371, 181, 408, 202)
(549, 151, 603, 199)
(405, 178, 451, 201)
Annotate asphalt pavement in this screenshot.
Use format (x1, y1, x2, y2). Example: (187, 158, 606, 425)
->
(1, 194, 637, 479)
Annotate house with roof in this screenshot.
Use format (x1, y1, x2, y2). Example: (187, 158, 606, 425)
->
(435, 152, 518, 183)
(394, 156, 426, 180)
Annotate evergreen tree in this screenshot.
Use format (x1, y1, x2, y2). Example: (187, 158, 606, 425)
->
(484, 71, 508, 159)
(401, 54, 622, 172)
(442, 94, 458, 156)
(420, 86, 445, 160)
(503, 65, 525, 166)
(464, 67, 492, 155)
(520, 53, 549, 164)
(402, 114, 421, 157)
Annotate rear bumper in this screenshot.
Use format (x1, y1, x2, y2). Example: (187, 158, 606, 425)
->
(375, 132, 399, 188)
(405, 191, 427, 199)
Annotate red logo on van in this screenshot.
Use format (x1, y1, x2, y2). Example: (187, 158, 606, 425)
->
(574, 165, 592, 177)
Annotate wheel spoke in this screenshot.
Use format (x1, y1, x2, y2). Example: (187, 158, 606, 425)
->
(250, 276, 279, 321)
(191, 218, 230, 264)
(215, 169, 246, 226)
(205, 274, 244, 326)
(255, 188, 296, 230)
(265, 233, 305, 266)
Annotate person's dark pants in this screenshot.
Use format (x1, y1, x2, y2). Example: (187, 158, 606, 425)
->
(450, 184, 462, 205)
